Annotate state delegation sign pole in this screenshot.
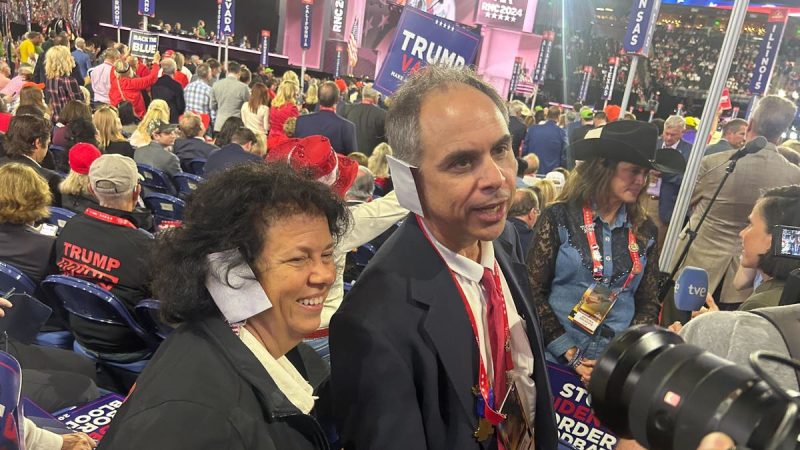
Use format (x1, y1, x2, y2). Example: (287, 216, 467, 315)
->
(620, 55, 638, 113)
(658, 0, 750, 273)
(300, 0, 313, 95)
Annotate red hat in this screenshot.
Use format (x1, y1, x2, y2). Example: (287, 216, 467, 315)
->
(163, 49, 175, 58)
(22, 81, 44, 90)
(335, 79, 347, 93)
(68, 143, 102, 175)
(604, 104, 621, 122)
(266, 135, 357, 197)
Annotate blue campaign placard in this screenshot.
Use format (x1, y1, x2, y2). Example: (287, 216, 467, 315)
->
(220, 0, 235, 37)
(373, 7, 481, 96)
(129, 30, 159, 59)
(112, 0, 122, 27)
(547, 363, 619, 450)
(622, 0, 660, 57)
(301, 0, 314, 50)
(137, 0, 154, 17)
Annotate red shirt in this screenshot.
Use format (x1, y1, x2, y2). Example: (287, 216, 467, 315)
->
(110, 64, 160, 119)
(173, 71, 189, 89)
(267, 103, 300, 148)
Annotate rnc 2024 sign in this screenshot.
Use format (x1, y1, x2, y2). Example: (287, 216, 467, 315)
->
(373, 7, 481, 96)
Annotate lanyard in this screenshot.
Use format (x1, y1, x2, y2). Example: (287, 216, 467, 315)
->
(581, 203, 642, 291)
(415, 215, 513, 425)
(84, 208, 137, 230)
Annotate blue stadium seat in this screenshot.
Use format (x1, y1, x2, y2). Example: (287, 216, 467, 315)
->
(353, 243, 377, 272)
(135, 299, 172, 340)
(41, 275, 157, 373)
(46, 207, 75, 231)
(142, 193, 186, 227)
(0, 261, 73, 349)
(0, 351, 23, 449)
(137, 164, 177, 196)
(171, 173, 204, 199)
(186, 158, 207, 176)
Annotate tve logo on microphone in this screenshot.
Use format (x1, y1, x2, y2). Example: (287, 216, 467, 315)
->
(674, 266, 709, 311)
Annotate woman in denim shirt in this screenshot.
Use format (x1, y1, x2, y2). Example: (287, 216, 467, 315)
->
(526, 121, 686, 384)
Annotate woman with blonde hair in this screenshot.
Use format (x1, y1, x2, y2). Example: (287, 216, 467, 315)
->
(93, 106, 135, 158)
(267, 80, 300, 149)
(129, 99, 170, 147)
(44, 46, 83, 123)
(368, 142, 393, 194)
(527, 121, 685, 384)
(0, 163, 55, 283)
(533, 178, 558, 207)
(304, 82, 318, 111)
(59, 143, 102, 214)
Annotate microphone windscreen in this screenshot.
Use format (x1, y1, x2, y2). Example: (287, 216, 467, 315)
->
(674, 266, 709, 311)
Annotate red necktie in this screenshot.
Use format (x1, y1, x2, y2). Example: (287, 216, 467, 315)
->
(481, 268, 509, 412)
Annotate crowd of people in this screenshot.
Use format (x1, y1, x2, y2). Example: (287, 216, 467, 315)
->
(0, 14, 798, 450)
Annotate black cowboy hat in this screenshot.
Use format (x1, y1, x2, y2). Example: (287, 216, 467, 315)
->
(570, 121, 686, 174)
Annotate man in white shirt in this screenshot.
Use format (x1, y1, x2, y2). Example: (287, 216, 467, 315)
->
(88, 48, 120, 105)
(330, 66, 557, 450)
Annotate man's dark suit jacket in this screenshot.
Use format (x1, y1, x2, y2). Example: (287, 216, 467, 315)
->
(173, 138, 219, 168)
(508, 115, 527, 156)
(657, 138, 692, 224)
(330, 215, 558, 450)
(343, 103, 386, 155)
(202, 143, 263, 176)
(0, 155, 62, 207)
(294, 110, 357, 155)
(151, 76, 186, 124)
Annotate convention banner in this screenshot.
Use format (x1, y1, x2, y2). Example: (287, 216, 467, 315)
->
(532, 30, 554, 85)
(335, 43, 344, 78)
(128, 30, 159, 59)
(373, 7, 481, 96)
(137, 0, 154, 17)
(601, 57, 618, 101)
(56, 393, 125, 443)
(749, 8, 789, 95)
(509, 56, 523, 99)
(547, 363, 619, 450)
(112, 0, 122, 27)
(329, 0, 347, 40)
(622, 0, 661, 57)
(475, 0, 527, 32)
(260, 30, 270, 66)
(579, 65, 592, 102)
(216, 0, 222, 41)
(219, 0, 235, 36)
(301, 0, 314, 49)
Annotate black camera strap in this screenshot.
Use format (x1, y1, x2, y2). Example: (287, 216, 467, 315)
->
(751, 305, 800, 388)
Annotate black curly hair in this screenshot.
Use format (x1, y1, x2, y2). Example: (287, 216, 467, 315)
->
(153, 162, 351, 323)
(757, 185, 800, 280)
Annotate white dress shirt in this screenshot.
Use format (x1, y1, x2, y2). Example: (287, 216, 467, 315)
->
(421, 220, 536, 417)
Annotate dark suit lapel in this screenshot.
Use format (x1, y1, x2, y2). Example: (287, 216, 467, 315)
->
(405, 219, 478, 422)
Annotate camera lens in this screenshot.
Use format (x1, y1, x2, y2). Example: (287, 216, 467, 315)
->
(588, 325, 800, 450)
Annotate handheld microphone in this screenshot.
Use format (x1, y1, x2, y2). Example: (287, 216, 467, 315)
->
(674, 266, 709, 311)
(728, 136, 767, 161)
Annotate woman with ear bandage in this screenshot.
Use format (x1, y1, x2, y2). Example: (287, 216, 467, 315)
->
(98, 163, 350, 450)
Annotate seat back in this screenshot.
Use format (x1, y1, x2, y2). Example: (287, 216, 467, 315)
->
(137, 164, 177, 195)
(186, 158, 207, 176)
(135, 299, 173, 340)
(353, 243, 377, 270)
(171, 173, 204, 198)
(0, 261, 37, 296)
(143, 193, 186, 226)
(0, 352, 23, 450)
(46, 206, 76, 230)
(41, 275, 155, 345)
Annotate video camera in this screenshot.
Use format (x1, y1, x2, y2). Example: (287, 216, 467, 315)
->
(774, 225, 800, 306)
(588, 326, 800, 450)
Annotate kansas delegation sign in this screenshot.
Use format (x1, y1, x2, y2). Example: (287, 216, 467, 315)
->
(622, 0, 660, 57)
(374, 7, 481, 96)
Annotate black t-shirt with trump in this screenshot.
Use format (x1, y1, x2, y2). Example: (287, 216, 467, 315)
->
(55, 204, 153, 354)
